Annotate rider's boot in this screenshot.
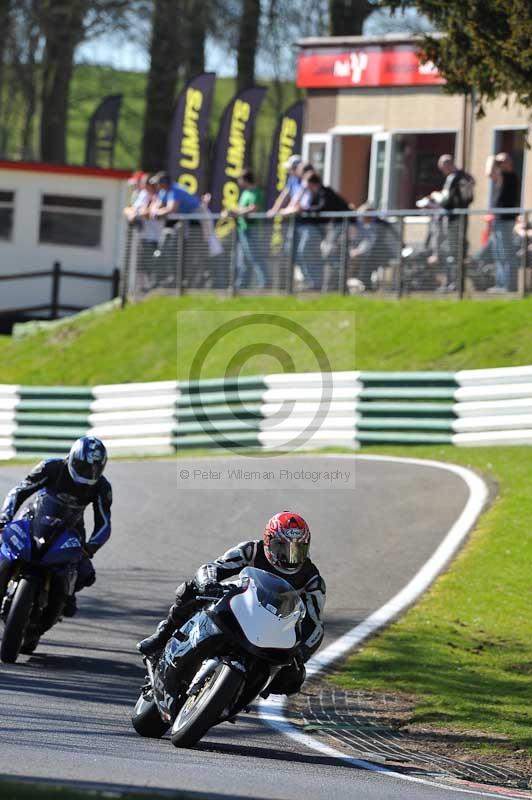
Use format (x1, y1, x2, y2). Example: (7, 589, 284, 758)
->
(63, 595, 77, 618)
(137, 617, 176, 657)
(137, 581, 197, 657)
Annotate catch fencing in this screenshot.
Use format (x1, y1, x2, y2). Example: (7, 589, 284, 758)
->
(1, 365, 532, 460)
(123, 208, 532, 300)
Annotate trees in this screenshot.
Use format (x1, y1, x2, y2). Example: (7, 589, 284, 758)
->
(140, 0, 181, 171)
(39, 1, 88, 163)
(237, 0, 262, 90)
(38, 1, 147, 163)
(329, 0, 374, 35)
(387, 0, 532, 114)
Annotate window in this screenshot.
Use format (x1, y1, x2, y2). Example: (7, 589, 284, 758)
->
(303, 134, 333, 185)
(369, 134, 390, 209)
(490, 128, 527, 206)
(388, 132, 457, 209)
(39, 194, 103, 247)
(0, 190, 15, 241)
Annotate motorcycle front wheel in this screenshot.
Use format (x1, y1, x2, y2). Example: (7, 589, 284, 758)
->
(0, 560, 13, 602)
(0, 578, 37, 663)
(170, 662, 244, 749)
(132, 690, 171, 738)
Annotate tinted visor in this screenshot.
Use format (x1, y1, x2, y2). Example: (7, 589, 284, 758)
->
(269, 538, 309, 570)
(71, 457, 103, 483)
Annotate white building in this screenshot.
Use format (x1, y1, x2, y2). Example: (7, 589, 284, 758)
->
(0, 161, 130, 321)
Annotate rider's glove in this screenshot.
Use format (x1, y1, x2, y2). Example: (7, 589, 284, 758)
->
(84, 543, 97, 558)
(194, 564, 219, 592)
(0, 514, 10, 532)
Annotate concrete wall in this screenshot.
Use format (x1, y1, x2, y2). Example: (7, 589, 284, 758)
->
(335, 87, 463, 140)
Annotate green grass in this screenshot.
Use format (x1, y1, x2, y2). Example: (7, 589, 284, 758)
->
(331, 445, 532, 752)
(1, 295, 532, 385)
(7, 63, 300, 180)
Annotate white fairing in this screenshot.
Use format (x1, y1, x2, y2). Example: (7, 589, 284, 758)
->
(229, 584, 301, 649)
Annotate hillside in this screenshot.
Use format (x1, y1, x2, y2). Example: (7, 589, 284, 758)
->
(0, 295, 531, 386)
(6, 64, 300, 180)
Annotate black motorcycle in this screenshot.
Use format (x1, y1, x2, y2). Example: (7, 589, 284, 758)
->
(132, 567, 306, 748)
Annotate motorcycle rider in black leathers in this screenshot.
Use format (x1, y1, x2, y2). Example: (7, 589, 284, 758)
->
(137, 511, 325, 695)
(0, 436, 112, 628)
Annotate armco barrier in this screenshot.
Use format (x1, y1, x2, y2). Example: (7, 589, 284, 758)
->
(1, 366, 532, 459)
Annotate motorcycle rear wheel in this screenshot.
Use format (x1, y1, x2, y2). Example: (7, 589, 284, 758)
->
(131, 690, 171, 738)
(170, 662, 243, 749)
(1, 578, 37, 663)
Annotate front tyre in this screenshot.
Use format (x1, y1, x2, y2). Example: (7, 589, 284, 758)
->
(0, 578, 37, 663)
(0, 560, 13, 603)
(131, 691, 170, 738)
(170, 663, 244, 749)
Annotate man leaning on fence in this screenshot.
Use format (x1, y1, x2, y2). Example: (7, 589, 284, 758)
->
(418, 155, 474, 290)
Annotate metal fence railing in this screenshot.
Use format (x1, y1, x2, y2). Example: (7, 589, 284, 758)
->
(122, 208, 532, 300)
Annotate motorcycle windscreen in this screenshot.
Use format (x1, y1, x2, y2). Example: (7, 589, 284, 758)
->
(31, 492, 83, 541)
(230, 568, 303, 649)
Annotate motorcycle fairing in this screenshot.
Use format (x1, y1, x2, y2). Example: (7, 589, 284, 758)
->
(0, 520, 82, 567)
(153, 611, 224, 722)
(0, 521, 33, 562)
(40, 531, 82, 567)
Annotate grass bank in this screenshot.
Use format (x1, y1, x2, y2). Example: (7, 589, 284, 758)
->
(1, 295, 532, 385)
(330, 445, 532, 754)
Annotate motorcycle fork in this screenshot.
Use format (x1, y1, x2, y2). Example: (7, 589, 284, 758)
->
(33, 573, 50, 620)
(0, 563, 21, 620)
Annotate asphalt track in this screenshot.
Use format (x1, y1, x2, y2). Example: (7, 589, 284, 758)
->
(0, 455, 503, 800)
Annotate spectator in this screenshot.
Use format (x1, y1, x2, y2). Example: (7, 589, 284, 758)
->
(514, 214, 532, 262)
(280, 163, 315, 217)
(151, 171, 201, 221)
(123, 174, 164, 290)
(305, 173, 350, 215)
(267, 154, 303, 216)
(418, 154, 475, 288)
(486, 152, 521, 292)
(222, 168, 268, 290)
(126, 170, 146, 204)
(276, 163, 315, 288)
(349, 202, 399, 291)
(123, 172, 148, 222)
(149, 172, 207, 288)
(300, 172, 350, 290)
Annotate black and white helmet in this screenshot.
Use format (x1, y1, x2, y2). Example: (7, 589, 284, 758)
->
(67, 436, 107, 486)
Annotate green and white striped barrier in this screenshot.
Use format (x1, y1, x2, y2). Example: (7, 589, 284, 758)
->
(1, 365, 532, 460)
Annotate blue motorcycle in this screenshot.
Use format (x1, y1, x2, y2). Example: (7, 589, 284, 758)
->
(0, 492, 83, 663)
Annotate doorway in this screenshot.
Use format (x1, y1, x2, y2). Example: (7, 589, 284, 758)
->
(335, 135, 372, 207)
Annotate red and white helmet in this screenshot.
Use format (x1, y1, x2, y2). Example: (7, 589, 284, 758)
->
(263, 511, 311, 574)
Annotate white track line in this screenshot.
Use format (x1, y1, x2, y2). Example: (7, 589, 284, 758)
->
(258, 454, 525, 799)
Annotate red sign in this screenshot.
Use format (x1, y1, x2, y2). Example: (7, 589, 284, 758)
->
(297, 46, 444, 89)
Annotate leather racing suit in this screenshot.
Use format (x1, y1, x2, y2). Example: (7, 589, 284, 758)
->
(140, 539, 326, 695)
(0, 458, 112, 590)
